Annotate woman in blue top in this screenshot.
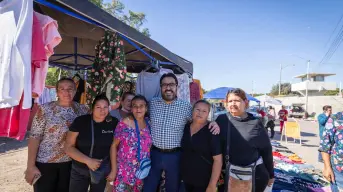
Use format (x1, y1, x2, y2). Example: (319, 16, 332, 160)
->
(317, 105, 332, 162)
(319, 114, 343, 192)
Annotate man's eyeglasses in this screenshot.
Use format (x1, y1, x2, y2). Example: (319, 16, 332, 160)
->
(161, 83, 177, 88)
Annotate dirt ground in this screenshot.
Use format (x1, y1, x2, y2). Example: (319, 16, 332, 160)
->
(0, 136, 31, 192)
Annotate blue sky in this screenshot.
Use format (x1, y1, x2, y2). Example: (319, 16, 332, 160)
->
(109, 0, 343, 93)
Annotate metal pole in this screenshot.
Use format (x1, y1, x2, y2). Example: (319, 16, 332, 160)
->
(305, 60, 310, 113)
(252, 80, 254, 97)
(279, 64, 282, 96)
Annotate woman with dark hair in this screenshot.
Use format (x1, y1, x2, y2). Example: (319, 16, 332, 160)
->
(72, 74, 85, 103)
(110, 92, 135, 120)
(216, 88, 274, 192)
(25, 77, 89, 192)
(65, 94, 119, 192)
(180, 100, 223, 192)
(108, 95, 152, 191)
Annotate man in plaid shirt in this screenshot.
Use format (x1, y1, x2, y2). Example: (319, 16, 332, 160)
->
(144, 73, 220, 192)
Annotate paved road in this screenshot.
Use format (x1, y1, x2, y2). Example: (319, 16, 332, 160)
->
(269, 119, 324, 170)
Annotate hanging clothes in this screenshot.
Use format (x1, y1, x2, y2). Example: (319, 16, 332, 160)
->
(31, 13, 47, 99)
(32, 11, 62, 97)
(193, 79, 203, 99)
(135, 69, 173, 101)
(176, 73, 191, 102)
(0, 0, 33, 109)
(0, 93, 31, 140)
(189, 81, 200, 105)
(35, 87, 57, 105)
(86, 31, 127, 106)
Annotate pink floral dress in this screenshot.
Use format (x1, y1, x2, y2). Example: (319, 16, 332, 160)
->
(114, 120, 152, 191)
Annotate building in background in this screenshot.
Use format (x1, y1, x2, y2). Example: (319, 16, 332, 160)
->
(291, 73, 336, 96)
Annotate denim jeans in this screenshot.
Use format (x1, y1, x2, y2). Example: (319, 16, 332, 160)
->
(143, 148, 181, 192)
(331, 167, 343, 192)
(318, 152, 324, 163)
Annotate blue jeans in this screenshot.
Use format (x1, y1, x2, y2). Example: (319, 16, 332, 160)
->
(331, 167, 343, 192)
(318, 152, 323, 163)
(143, 148, 181, 192)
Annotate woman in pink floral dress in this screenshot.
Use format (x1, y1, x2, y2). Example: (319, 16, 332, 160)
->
(108, 95, 152, 192)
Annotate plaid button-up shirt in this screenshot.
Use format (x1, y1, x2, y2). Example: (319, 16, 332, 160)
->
(149, 97, 192, 149)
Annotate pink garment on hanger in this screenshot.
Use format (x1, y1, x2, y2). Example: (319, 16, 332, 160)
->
(32, 12, 62, 96)
(31, 13, 47, 96)
(0, 94, 30, 140)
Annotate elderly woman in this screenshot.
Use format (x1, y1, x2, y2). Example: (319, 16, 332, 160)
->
(25, 78, 89, 192)
(65, 94, 119, 192)
(216, 88, 274, 192)
(180, 100, 223, 192)
(110, 92, 135, 120)
(319, 115, 343, 192)
(109, 95, 152, 191)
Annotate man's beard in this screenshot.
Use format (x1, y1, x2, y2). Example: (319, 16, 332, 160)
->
(162, 91, 176, 101)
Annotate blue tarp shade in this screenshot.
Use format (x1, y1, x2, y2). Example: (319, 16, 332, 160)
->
(204, 87, 260, 103)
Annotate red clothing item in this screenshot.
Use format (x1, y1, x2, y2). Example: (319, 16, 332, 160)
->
(278, 109, 288, 121)
(258, 110, 266, 117)
(0, 94, 30, 140)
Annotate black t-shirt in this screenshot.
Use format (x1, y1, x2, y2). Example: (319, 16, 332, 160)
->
(180, 123, 222, 187)
(69, 114, 119, 168)
(216, 113, 274, 178)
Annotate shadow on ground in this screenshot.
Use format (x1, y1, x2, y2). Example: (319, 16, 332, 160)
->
(0, 135, 28, 154)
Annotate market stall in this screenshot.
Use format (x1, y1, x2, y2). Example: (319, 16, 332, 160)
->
(204, 87, 260, 102)
(270, 141, 330, 192)
(0, 0, 201, 140)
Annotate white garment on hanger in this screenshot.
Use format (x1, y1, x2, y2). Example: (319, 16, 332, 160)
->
(136, 68, 173, 101)
(0, 0, 33, 109)
(176, 73, 190, 102)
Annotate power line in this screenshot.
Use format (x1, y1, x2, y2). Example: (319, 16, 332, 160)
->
(319, 21, 343, 65)
(324, 14, 343, 48)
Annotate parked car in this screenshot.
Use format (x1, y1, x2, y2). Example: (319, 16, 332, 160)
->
(288, 103, 306, 118)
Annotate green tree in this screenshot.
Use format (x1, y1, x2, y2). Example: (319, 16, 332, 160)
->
(270, 83, 292, 96)
(45, 67, 70, 86)
(89, 0, 150, 37)
(324, 88, 342, 96)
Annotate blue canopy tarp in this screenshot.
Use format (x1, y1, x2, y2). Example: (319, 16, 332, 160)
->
(204, 87, 260, 102)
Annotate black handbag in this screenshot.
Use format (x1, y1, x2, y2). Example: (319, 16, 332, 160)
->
(89, 118, 111, 184)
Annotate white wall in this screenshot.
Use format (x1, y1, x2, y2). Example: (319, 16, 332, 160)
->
(291, 81, 337, 92)
(275, 96, 343, 115)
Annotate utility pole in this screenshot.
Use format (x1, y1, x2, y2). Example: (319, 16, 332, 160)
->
(252, 80, 254, 97)
(279, 64, 282, 96)
(305, 60, 310, 113)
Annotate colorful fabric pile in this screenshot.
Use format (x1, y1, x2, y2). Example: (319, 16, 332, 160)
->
(271, 141, 330, 192)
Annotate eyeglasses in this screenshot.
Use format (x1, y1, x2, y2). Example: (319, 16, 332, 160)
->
(58, 88, 75, 93)
(161, 83, 177, 88)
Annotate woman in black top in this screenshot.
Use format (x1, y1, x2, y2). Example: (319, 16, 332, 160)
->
(65, 94, 119, 192)
(180, 100, 223, 192)
(216, 88, 274, 192)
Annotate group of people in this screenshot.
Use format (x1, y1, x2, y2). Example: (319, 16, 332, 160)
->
(318, 105, 343, 192)
(259, 105, 288, 139)
(25, 73, 274, 192)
